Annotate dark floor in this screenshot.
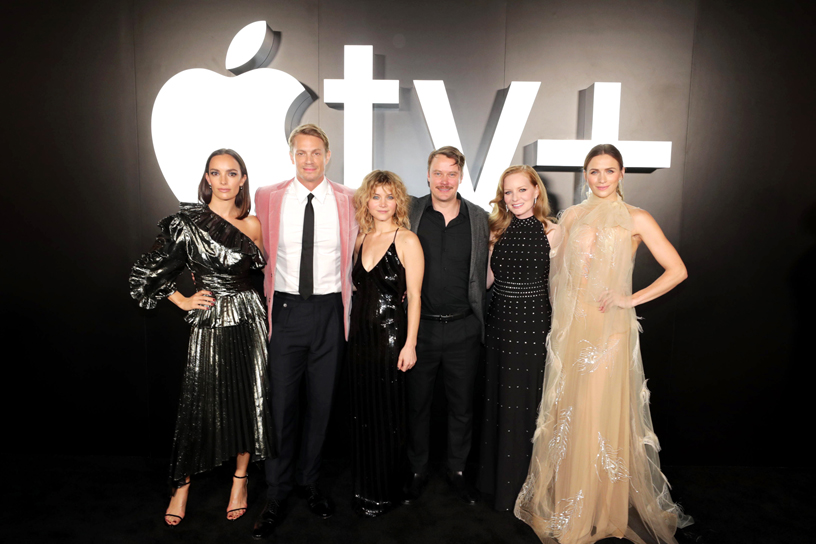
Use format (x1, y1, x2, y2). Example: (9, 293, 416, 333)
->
(4, 455, 810, 544)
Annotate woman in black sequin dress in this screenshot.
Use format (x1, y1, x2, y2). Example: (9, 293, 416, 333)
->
(129, 149, 275, 526)
(478, 165, 560, 511)
(348, 170, 424, 516)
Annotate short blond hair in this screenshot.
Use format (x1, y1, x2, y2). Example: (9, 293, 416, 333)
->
(288, 124, 330, 152)
(427, 146, 465, 173)
(353, 170, 411, 234)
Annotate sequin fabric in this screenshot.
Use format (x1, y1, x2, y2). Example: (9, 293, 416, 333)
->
(479, 215, 551, 511)
(130, 203, 275, 484)
(347, 232, 408, 515)
(514, 195, 692, 544)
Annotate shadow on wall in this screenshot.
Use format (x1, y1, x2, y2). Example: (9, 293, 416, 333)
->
(538, 174, 562, 217)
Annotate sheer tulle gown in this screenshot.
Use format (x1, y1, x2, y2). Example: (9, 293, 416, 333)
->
(515, 194, 692, 544)
(347, 231, 408, 515)
(129, 203, 275, 484)
(479, 215, 551, 511)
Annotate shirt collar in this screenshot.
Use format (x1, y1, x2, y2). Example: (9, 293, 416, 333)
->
(425, 192, 468, 217)
(294, 177, 330, 204)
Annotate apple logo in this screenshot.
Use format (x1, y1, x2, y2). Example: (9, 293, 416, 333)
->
(151, 21, 313, 206)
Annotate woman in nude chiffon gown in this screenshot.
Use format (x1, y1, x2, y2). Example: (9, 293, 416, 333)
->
(515, 144, 693, 544)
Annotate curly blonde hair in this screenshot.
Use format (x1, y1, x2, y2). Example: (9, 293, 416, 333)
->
(488, 165, 554, 248)
(353, 170, 411, 233)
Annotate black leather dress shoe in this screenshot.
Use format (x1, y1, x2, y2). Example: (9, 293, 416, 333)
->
(401, 472, 428, 505)
(299, 484, 334, 518)
(252, 500, 281, 540)
(447, 471, 479, 505)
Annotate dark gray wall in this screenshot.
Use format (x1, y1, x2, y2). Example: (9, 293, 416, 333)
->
(674, 0, 815, 466)
(4, 0, 813, 467)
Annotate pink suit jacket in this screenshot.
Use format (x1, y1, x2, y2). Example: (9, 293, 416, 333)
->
(255, 178, 358, 339)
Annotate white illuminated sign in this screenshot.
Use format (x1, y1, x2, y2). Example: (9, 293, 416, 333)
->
(225, 21, 278, 75)
(152, 25, 674, 211)
(324, 46, 400, 190)
(525, 82, 672, 171)
(151, 21, 310, 205)
(415, 80, 539, 210)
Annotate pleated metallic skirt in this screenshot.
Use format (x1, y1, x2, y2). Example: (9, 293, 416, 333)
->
(169, 316, 275, 484)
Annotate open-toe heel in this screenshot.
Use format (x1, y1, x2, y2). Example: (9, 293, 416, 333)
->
(227, 474, 248, 521)
(165, 479, 190, 527)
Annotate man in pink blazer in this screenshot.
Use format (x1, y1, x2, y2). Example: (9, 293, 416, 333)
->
(252, 124, 357, 539)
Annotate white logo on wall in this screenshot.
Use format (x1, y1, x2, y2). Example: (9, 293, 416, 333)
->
(152, 21, 311, 205)
(152, 21, 672, 210)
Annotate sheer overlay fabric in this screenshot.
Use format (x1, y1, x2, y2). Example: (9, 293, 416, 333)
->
(515, 194, 691, 544)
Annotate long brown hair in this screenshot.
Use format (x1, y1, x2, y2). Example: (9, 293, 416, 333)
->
(353, 170, 411, 234)
(197, 148, 251, 219)
(488, 165, 554, 248)
(583, 143, 625, 199)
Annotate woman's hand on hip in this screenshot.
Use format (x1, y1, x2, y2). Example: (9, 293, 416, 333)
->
(598, 290, 632, 313)
(174, 290, 215, 311)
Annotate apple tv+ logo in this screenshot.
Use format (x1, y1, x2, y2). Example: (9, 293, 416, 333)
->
(152, 21, 673, 210)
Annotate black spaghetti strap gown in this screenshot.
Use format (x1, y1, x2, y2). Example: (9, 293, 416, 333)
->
(347, 230, 408, 516)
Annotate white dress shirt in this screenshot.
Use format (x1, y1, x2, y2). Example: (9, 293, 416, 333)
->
(274, 178, 342, 295)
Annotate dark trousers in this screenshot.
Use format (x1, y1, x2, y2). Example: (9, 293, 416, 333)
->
(406, 314, 482, 474)
(264, 292, 345, 500)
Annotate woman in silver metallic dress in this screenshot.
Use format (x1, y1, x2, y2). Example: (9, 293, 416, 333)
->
(130, 149, 275, 526)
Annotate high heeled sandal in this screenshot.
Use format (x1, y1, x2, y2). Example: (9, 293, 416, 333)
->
(165, 479, 190, 526)
(227, 474, 249, 521)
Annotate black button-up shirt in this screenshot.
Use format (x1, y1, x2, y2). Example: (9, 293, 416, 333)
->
(416, 194, 472, 315)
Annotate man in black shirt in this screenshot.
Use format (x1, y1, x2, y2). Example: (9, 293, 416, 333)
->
(404, 146, 489, 504)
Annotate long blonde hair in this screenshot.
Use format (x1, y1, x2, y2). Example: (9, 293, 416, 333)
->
(353, 170, 411, 233)
(488, 165, 554, 247)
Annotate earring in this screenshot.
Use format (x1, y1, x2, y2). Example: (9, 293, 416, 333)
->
(534, 196, 538, 205)
(240, 186, 243, 191)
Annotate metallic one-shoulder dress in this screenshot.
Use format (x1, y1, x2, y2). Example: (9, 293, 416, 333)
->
(130, 203, 275, 484)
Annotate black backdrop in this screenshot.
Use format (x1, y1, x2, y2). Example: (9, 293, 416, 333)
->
(4, 0, 814, 468)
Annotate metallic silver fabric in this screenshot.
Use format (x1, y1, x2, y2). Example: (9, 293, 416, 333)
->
(130, 203, 275, 483)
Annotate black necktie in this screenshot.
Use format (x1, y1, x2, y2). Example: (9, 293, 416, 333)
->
(299, 193, 315, 299)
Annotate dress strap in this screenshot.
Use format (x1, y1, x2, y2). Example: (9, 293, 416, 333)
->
(392, 228, 399, 243)
(356, 233, 368, 262)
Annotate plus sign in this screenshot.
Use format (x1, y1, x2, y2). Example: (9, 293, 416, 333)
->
(525, 82, 672, 173)
(324, 45, 399, 189)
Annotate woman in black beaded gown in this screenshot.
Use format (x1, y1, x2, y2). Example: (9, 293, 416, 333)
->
(348, 170, 424, 516)
(129, 149, 275, 526)
(478, 165, 560, 511)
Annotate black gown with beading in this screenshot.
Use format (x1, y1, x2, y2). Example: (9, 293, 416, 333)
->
(347, 231, 408, 515)
(129, 203, 275, 484)
(479, 215, 551, 511)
